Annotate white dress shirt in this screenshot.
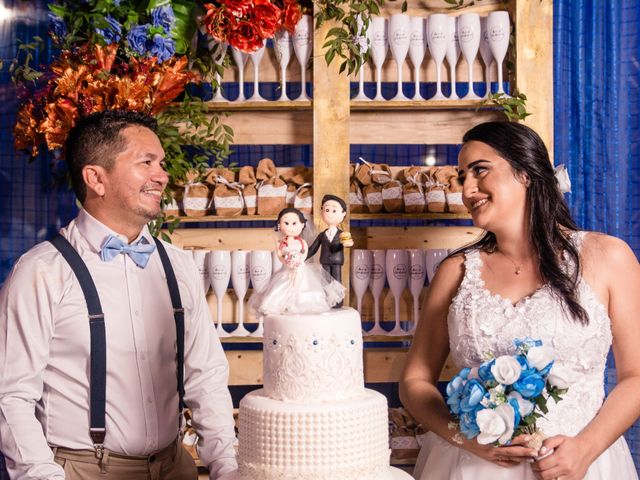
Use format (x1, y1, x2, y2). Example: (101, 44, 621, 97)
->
(325, 226, 338, 242)
(0, 210, 237, 479)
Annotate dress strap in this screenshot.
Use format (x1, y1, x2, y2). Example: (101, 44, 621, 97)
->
(460, 249, 484, 292)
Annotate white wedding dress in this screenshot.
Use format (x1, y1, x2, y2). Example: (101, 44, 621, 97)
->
(414, 232, 638, 479)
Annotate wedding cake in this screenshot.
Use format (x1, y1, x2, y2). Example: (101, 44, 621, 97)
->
(226, 307, 411, 480)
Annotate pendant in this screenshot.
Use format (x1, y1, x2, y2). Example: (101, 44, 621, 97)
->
(515, 266, 522, 275)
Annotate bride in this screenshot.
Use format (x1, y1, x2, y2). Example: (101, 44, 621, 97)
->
(400, 122, 640, 479)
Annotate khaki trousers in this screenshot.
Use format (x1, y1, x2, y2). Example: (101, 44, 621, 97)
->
(52, 437, 198, 480)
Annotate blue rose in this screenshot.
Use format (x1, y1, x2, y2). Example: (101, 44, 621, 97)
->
(446, 368, 470, 397)
(478, 359, 495, 383)
(127, 24, 150, 56)
(447, 389, 463, 415)
(508, 398, 521, 428)
(48, 12, 67, 40)
(513, 371, 545, 398)
(96, 15, 122, 45)
(151, 5, 175, 33)
(459, 410, 480, 439)
(460, 379, 487, 413)
(149, 33, 175, 63)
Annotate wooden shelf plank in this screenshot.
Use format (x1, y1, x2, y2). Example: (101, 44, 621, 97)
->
(352, 212, 470, 221)
(168, 214, 277, 223)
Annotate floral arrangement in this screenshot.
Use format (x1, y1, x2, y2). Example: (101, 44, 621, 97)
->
(202, 0, 313, 53)
(446, 338, 570, 448)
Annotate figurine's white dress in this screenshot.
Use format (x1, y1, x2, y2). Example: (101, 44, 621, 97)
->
(414, 232, 638, 479)
(248, 236, 344, 315)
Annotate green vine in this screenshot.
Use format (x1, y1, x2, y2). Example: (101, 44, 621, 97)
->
(481, 91, 531, 121)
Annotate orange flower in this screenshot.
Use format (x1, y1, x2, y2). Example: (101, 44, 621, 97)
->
(40, 99, 78, 151)
(94, 44, 118, 72)
(14, 103, 44, 157)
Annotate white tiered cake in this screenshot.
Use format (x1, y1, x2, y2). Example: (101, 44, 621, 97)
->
(226, 308, 412, 480)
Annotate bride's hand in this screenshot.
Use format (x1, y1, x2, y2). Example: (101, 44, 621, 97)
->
(530, 435, 592, 480)
(461, 434, 538, 467)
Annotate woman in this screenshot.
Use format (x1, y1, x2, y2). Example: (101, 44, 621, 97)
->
(400, 121, 640, 479)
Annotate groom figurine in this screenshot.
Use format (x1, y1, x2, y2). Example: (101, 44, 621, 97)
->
(307, 194, 354, 286)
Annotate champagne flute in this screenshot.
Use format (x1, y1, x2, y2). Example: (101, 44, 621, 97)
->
(247, 39, 267, 101)
(274, 29, 293, 101)
(486, 11, 510, 96)
(407, 249, 426, 335)
(458, 13, 482, 100)
(231, 47, 248, 102)
(386, 249, 409, 336)
(427, 14, 448, 100)
(249, 250, 272, 337)
(209, 40, 228, 102)
(479, 16, 494, 97)
(351, 249, 373, 316)
(368, 16, 388, 101)
(445, 16, 460, 100)
(389, 13, 411, 100)
(293, 14, 313, 101)
(272, 250, 283, 274)
(365, 249, 387, 335)
(230, 250, 251, 336)
(409, 16, 427, 100)
(425, 248, 448, 283)
(192, 249, 210, 295)
(353, 14, 370, 101)
(208, 250, 231, 338)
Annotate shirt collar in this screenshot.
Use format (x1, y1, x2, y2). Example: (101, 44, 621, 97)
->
(75, 209, 152, 254)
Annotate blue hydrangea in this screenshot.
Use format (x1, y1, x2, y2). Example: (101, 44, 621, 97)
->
(48, 12, 67, 40)
(96, 15, 122, 45)
(149, 33, 175, 63)
(513, 371, 545, 398)
(151, 5, 175, 33)
(459, 410, 480, 439)
(127, 24, 151, 56)
(460, 379, 487, 413)
(478, 359, 496, 383)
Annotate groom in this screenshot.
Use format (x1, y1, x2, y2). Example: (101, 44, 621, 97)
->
(307, 194, 354, 284)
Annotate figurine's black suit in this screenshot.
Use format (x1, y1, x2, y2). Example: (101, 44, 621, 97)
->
(307, 228, 344, 283)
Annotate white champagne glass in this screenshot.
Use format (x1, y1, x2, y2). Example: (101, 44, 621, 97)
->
(427, 14, 448, 100)
(351, 249, 373, 316)
(293, 14, 313, 101)
(479, 16, 494, 97)
(425, 248, 449, 283)
(366, 249, 387, 335)
(368, 16, 388, 101)
(486, 11, 510, 96)
(231, 47, 248, 102)
(249, 250, 272, 337)
(209, 40, 228, 102)
(458, 13, 482, 100)
(230, 250, 251, 336)
(389, 13, 411, 100)
(353, 14, 370, 101)
(272, 250, 283, 274)
(247, 39, 267, 101)
(407, 249, 426, 335)
(445, 16, 460, 100)
(208, 250, 231, 338)
(274, 29, 293, 101)
(386, 249, 409, 336)
(409, 16, 427, 100)
(192, 249, 210, 294)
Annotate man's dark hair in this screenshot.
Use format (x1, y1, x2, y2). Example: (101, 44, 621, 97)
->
(65, 110, 158, 203)
(321, 194, 347, 212)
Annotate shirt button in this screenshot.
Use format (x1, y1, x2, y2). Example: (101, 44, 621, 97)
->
(134, 310, 140, 316)
(147, 398, 153, 404)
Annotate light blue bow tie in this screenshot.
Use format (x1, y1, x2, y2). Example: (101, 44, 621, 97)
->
(100, 234, 156, 268)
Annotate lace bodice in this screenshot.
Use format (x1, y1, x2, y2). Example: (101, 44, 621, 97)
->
(447, 232, 613, 437)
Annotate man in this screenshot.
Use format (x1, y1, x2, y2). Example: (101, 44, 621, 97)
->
(306, 194, 354, 284)
(0, 110, 237, 479)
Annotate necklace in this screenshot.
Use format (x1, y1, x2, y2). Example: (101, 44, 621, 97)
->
(496, 250, 524, 275)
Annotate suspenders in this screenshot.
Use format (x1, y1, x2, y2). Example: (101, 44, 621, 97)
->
(49, 234, 185, 459)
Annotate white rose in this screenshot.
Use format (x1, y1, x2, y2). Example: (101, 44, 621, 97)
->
(476, 403, 516, 445)
(548, 364, 576, 389)
(527, 345, 555, 371)
(491, 356, 522, 385)
(507, 391, 535, 417)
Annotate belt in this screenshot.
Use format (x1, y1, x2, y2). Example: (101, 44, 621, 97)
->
(52, 437, 179, 466)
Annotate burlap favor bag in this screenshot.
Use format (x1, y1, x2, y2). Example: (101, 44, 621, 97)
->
(206, 167, 235, 185)
(402, 168, 426, 213)
(389, 408, 420, 462)
(238, 166, 257, 215)
(183, 171, 211, 217)
(256, 158, 287, 215)
(425, 167, 447, 213)
(443, 166, 467, 213)
(382, 179, 404, 212)
(363, 183, 383, 213)
(355, 157, 392, 187)
(293, 182, 313, 215)
(349, 180, 367, 213)
(162, 186, 183, 217)
(213, 176, 245, 217)
(354, 158, 373, 186)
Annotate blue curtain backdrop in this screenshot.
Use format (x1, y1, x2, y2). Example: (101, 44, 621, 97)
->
(0, 0, 639, 476)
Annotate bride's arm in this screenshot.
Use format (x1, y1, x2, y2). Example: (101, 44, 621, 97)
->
(533, 233, 640, 480)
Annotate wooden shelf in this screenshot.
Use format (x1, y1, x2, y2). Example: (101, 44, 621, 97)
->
(352, 212, 470, 221)
(204, 100, 312, 111)
(350, 99, 492, 111)
(168, 214, 277, 223)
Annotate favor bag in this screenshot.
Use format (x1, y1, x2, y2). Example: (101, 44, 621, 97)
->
(349, 180, 367, 213)
(389, 408, 421, 462)
(402, 168, 426, 213)
(183, 171, 211, 217)
(382, 179, 404, 212)
(238, 166, 257, 215)
(443, 166, 467, 213)
(213, 176, 245, 217)
(256, 158, 287, 215)
(293, 183, 313, 215)
(162, 186, 183, 217)
(363, 183, 383, 213)
(425, 168, 446, 213)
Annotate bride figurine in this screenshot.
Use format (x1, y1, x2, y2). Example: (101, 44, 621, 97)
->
(248, 208, 345, 315)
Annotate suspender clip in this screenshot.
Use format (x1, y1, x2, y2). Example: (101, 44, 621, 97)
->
(173, 307, 184, 314)
(90, 427, 106, 460)
(88, 313, 105, 320)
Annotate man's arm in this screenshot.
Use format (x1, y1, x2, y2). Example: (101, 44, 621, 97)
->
(305, 233, 322, 260)
(0, 252, 66, 479)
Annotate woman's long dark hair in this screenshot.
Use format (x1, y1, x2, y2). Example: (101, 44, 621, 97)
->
(453, 121, 589, 324)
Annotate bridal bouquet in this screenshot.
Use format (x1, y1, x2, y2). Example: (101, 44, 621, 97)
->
(446, 338, 569, 448)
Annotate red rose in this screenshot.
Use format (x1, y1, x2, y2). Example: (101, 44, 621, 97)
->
(204, 4, 238, 42)
(252, 0, 283, 38)
(282, 2, 302, 33)
(227, 20, 264, 52)
(224, 0, 253, 18)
